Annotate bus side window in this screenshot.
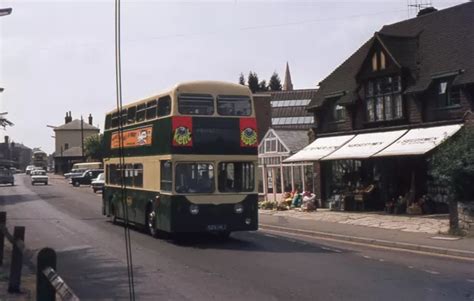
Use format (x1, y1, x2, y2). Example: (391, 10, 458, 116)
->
(158, 96, 171, 117)
(134, 163, 143, 187)
(120, 109, 128, 126)
(136, 104, 146, 122)
(105, 114, 112, 130)
(127, 107, 136, 124)
(111, 113, 119, 128)
(146, 100, 157, 120)
(160, 161, 172, 191)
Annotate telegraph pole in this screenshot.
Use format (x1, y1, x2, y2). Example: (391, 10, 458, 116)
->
(81, 115, 84, 159)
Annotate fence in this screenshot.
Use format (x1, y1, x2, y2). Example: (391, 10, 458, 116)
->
(0, 211, 79, 301)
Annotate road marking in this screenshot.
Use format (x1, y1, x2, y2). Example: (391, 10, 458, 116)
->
(408, 266, 414, 269)
(423, 270, 440, 275)
(379, 259, 385, 262)
(321, 246, 342, 253)
(263, 233, 278, 239)
(466, 279, 474, 283)
(260, 228, 474, 262)
(59, 245, 92, 252)
(431, 236, 461, 241)
(363, 255, 371, 259)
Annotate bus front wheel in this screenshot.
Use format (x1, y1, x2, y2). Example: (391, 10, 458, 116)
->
(146, 204, 158, 238)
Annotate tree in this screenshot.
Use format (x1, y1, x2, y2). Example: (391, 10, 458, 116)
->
(258, 80, 268, 92)
(84, 134, 105, 161)
(247, 71, 259, 93)
(269, 72, 282, 91)
(238, 73, 245, 85)
(428, 127, 474, 233)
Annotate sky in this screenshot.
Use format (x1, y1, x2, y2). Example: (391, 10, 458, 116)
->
(0, 0, 468, 154)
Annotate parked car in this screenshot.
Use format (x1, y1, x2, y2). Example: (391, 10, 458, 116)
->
(0, 168, 14, 186)
(71, 169, 103, 187)
(25, 165, 36, 175)
(64, 169, 86, 179)
(91, 173, 105, 193)
(31, 170, 48, 185)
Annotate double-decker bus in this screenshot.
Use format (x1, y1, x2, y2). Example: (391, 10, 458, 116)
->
(102, 81, 258, 238)
(32, 150, 48, 170)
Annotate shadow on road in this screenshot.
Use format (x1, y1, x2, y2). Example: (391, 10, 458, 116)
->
(0, 193, 40, 206)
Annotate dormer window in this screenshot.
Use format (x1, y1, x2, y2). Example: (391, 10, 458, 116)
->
(365, 76, 403, 122)
(436, 79, 461, 108)
(372, 53, 378, 71)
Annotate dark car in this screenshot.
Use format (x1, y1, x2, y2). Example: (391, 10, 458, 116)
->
(71, 169, 103, 187)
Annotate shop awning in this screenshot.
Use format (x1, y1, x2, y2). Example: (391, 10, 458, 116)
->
(322, 130, 408, 161)
(373, 124, 463, 157)
(283, 134, 355, 162)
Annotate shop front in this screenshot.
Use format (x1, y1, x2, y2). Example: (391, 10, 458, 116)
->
(285, 123, 463, 213)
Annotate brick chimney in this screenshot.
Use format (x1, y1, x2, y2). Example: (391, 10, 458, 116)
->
(65, 112, 68, 124)
(88, 114, 93, 125)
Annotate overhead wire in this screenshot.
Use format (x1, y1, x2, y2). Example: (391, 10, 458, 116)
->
(114, 0, 136, 300)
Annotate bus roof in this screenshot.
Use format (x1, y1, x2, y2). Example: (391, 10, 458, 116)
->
(105, 81, 252, 115)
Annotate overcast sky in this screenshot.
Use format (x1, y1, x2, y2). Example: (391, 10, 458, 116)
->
(0, 0, 467, 154)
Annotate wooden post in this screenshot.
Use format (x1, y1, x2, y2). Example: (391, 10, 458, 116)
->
(290, 165, 295, 192)
(279, 160, 285, 194)
(8, 226, 25, 293)
(272, 168, 277, 202)
(262, 166, 268, 201)
(0, 212, 5, 266)
(37, 248, 56, 301)
(301, 165, 306, 192)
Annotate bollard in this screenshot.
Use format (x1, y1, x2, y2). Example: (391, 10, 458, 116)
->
(8, 226, 25, 293)
(0, 211, 5, 266)
(37, 248, 56, 301)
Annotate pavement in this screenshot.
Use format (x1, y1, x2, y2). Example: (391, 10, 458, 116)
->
(260, 209, 474, 259)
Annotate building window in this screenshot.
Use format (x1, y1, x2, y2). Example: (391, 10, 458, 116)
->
(380, 52, 386, 70)
(264, 138, 277, 153)
(332, 104, 346, 122)
(64, 143, 69, 150)
(365, 76, 403, 122)
(437, 79, 461, 108)
(372, 53, 378, 71)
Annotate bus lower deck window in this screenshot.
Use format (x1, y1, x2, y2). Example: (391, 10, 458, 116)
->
(218, 162, 254, 192)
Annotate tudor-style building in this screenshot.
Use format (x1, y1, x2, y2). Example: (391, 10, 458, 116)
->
(287, 4, 474, 210)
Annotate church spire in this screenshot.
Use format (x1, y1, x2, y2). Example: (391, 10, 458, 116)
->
(283, 62, 293, 91)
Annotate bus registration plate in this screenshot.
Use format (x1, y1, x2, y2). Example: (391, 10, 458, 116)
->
(207, 224, 227, 231)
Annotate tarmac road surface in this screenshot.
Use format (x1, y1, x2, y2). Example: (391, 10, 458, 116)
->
(0, 174, 473, 301)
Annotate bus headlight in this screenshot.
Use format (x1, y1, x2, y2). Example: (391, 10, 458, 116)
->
(234, 203, 244, 214)
(189, 204, 199, 215)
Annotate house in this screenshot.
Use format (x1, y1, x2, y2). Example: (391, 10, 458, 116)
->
(53, 112, 100, 174)
(254, 63, 318, 199)
(287, 4, 474, 210)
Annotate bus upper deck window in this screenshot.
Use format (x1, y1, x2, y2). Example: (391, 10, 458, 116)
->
(146, 100, 157, 120)
(120, 109, 128, 126)
(217, 95, 252, 116)
(136, 103, 146, 122)
(105, 114, 112, 129)
(178, 94, 214, 115)
(111, 113, 119, 128)
(158, 96, 171, 117)
(127, 107, 136, 124)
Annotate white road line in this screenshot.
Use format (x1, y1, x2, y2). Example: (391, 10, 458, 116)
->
(408, 266, 414, 269)
(363, 255, 371, 259)
(466, 279, 474, 283)
(263, 233, 278, 239)
(423, 270, 440, 275)
(379, 259, 385, 262)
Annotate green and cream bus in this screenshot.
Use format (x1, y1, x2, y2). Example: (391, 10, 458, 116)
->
(102, 81, 258, 238)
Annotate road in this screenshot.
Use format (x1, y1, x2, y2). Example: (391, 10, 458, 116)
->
(0, 174, 473, 301)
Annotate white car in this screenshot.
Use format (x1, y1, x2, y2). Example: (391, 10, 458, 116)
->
(31, 170, 49, 185)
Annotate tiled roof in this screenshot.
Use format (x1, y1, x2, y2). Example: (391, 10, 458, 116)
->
(274, 129, 309, 152)
(54, 119, 100, 131)
(308, 2, 474, 109)
(271, 89, 318, 101)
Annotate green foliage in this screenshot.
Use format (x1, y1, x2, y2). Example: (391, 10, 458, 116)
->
(269, 72, 282, 91)
(238, 73, 245, 85)
(258, 80, 268, 92)
(247, 71, 259, 93)
(84, 134, 105, 161)
(428, 127, 474, 202)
